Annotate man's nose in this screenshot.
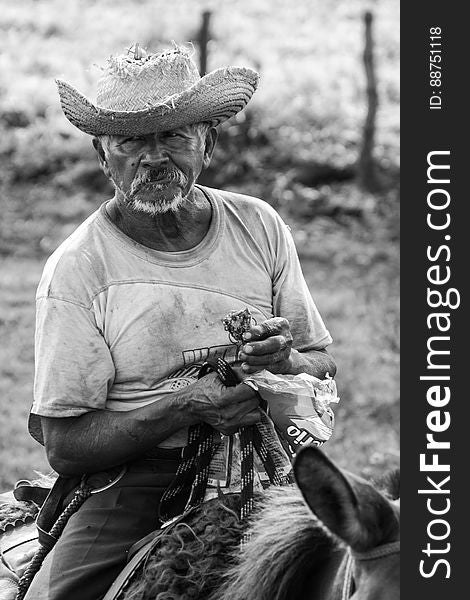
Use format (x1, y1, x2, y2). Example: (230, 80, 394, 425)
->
(140, 143, 169, 169)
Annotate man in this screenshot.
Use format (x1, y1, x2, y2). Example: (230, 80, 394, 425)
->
(26, 43, 335, 599)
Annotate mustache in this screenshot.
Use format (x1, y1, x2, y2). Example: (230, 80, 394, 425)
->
(130, 168, 188, 195)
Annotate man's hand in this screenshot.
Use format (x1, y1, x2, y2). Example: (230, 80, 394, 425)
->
(42, 371, 261, 476)
(189, 371, 261, 435)
(237, 317, 337, 379)
(238, 317, 293, 375)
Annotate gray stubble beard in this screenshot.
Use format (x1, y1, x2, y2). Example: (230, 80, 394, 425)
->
(113, 168, 189, 216)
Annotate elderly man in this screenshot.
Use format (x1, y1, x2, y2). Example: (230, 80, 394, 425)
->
(25, 44, 335, 599)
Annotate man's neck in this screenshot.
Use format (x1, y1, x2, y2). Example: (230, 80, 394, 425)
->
(106, 186, 213, 252)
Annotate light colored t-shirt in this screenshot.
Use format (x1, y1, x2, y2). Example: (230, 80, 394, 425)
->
(30, 186, 332, 461)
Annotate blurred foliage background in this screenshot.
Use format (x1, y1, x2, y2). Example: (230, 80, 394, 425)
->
(0, 0, 399, 489)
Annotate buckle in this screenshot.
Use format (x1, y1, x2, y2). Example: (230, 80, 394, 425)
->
(86, 465, 127, 494)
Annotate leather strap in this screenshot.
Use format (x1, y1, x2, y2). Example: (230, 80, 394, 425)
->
(13, 483, 51, 507)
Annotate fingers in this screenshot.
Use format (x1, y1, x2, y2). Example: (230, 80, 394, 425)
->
(218, 394, 259, 420)
(191, 374, 261, 433)
(216, 408, 261, 435)
(240, 351, 290, 367)
(223, 380, 259, 403)
(243, 317, 290, 341)
(240, 334, 290, 357)
(211, 385, 260, 433)
(238, 319, 293, 373)
(196, 372, 254, 404)
(238, 361, 291, 375)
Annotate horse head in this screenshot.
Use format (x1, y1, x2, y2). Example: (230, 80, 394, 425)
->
(294, 446, 400, 600)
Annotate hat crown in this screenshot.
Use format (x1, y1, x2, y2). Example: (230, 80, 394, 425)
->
(96, 46, 201, 112)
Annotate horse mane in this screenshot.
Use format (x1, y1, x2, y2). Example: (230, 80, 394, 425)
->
(123, 487, 335, 600)
(213, 468, 400, 600)
(124, 493, 246, 600)
(211, 486, 336, 600)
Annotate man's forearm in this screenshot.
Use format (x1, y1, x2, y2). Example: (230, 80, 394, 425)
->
(286, 348, 337, 379)
(42, 372, 261, 476)
(42, 390, 196, 476)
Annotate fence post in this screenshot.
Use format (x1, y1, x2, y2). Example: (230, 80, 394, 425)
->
(197, 11, 212, 76)
(357, 11, 379, 191)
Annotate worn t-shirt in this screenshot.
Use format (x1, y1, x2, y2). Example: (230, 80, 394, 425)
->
(30, 186, 332, 459)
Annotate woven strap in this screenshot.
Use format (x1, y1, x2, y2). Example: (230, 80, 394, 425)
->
(239, 426, 254, 521)
(158, 361, 223, 522)
(252, 420, 291, 486)
(183, 423, 216, 512)
(159, 359, 290, 527)
(158, 421, 215, 522)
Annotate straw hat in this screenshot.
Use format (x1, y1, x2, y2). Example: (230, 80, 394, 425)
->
(56, 43, 259, 136)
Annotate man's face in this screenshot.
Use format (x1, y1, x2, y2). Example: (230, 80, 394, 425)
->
(96, 123, 216, 216)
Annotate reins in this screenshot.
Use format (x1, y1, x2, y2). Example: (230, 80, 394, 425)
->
(341, 540, 400, 600)
(159, 357, 291, 544)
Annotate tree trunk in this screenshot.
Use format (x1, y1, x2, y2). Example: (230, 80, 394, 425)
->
(198, 11, 212, 76)
(357, 11, 380, 191)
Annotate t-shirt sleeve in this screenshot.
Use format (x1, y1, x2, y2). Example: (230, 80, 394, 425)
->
(272, 221, 332, 352)
(32, 296, 115, 419)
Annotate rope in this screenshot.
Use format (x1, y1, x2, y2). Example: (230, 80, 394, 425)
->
(341, 554, 355, 600)
(341, 540, 400, 599)
(15, 484, 92, 600)
(353, 540, 400, 561)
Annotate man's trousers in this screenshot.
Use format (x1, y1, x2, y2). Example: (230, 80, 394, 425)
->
(24, 449, 184, 600)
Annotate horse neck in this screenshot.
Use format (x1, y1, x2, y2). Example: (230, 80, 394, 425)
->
(330, 551, 353, 600)
(302, 548, 348, 600)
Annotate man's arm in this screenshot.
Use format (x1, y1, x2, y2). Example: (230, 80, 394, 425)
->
(284, 347, 336, 378)
(42, 372, 260, 476)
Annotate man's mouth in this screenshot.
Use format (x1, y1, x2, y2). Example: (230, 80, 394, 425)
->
(131, 168, 187, 195)
(140, 179, 170, 190)
(147, 170, 173, 183)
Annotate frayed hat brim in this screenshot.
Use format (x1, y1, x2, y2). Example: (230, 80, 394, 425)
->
(57, 66, 259, 136)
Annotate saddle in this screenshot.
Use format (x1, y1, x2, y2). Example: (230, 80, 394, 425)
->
(0, 488, 41, 599)
(0, 481, 203, 600)
(0, 484, 239, 600)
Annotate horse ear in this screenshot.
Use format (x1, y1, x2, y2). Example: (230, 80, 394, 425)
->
(294, 446, 399, 552)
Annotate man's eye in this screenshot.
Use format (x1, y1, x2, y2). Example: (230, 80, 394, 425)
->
(118, 137, 145, 146)
(162, 131, 184, 140)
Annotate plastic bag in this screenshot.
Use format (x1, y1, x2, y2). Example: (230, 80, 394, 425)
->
(243, 371, 339, 450)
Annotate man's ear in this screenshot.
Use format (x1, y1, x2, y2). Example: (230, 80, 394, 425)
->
(203, 127, 218, 169)
(92, 137, 111, 178)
